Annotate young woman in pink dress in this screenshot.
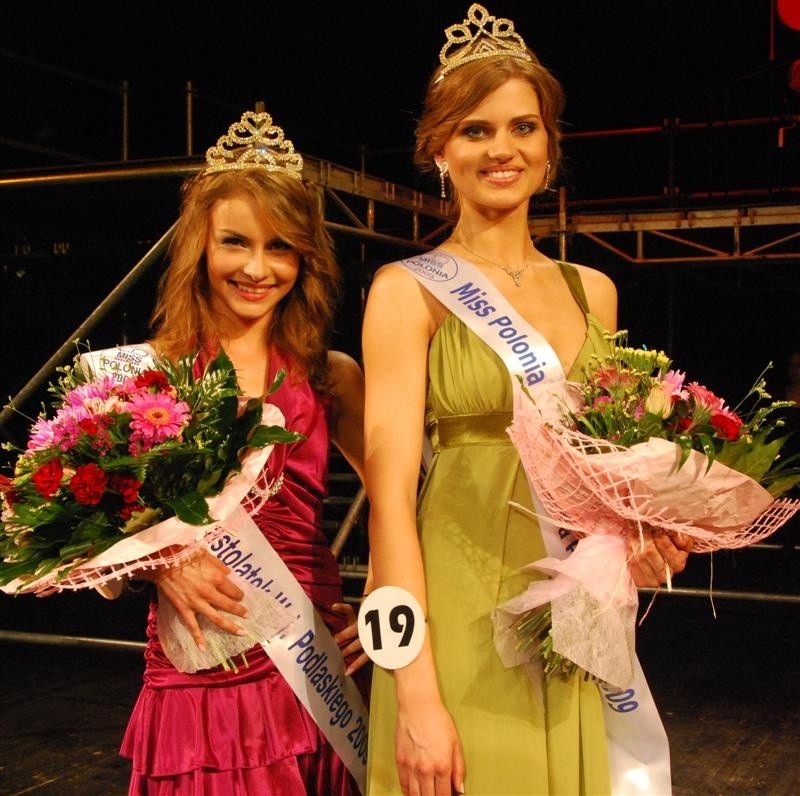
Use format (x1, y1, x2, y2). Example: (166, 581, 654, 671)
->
(120, 108, 369, 795)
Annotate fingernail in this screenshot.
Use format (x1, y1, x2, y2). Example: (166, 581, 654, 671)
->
(459, 782, 465, 794)
(235, 627, 246, 636)
(197, 642, 206, 652)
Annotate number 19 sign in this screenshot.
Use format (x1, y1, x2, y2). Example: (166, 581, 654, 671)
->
(357, 586, 426, 670)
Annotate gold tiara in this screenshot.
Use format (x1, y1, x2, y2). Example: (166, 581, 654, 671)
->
(204, 109, 304, 178)
(436, 3, 532, 82)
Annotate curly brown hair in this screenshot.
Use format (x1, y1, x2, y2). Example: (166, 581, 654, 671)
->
(415, 50, 566, 188)
(149, 169, 340, 391)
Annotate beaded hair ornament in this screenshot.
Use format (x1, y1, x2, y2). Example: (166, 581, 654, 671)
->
(203, 108, 304, 178)
(436, 3, 532, 82)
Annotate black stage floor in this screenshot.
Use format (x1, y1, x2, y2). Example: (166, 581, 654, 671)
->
(1, 547, 798, 796)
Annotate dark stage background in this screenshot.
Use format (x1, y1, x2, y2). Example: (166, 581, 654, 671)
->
(0, 3, 799, 793)
(2, 0, 799, 414)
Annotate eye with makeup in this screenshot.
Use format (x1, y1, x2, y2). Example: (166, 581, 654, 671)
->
(514, 120, 539, 135)
(221, 234, 247, 248)
(459, 124, 489, 140)
(266, 237, 294, 253)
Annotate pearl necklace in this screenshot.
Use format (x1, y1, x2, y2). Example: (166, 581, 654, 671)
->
(453, 238, 534, 287)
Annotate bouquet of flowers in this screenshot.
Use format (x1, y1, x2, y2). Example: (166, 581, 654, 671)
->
(0, 344, 303, 669)
(492, 332, 800, 689)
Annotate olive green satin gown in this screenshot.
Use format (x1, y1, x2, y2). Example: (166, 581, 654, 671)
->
(366, 264, 612, 796)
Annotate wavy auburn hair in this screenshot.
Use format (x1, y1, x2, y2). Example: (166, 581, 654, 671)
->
(415, 50, 566, 188)
(150, 169, 340, 391)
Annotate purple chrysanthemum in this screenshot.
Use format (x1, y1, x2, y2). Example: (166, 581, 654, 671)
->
(63, 377, 118, 407)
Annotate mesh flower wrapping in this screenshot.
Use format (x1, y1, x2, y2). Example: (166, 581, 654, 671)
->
(0, 345, 303, 596)
(511, 415, 800, 554)
(492, 333, 800, 689)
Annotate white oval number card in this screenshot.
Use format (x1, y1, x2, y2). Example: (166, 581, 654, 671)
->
(357, 586, 425, 669)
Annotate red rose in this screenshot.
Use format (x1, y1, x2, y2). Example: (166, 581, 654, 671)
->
(32, 459, 64, 498)
(70, 463, 108, 505)
(134, 370, 170, 391)
(710, 411, 743, 442)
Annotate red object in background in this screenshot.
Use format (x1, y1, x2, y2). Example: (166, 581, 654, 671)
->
(790, 60, 800, 93)
(778, 0, 800, 31)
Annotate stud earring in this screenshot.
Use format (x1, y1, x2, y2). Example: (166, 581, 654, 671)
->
(437, 160, 449, 199)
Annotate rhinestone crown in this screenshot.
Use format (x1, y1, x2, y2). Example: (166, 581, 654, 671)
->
(204, 109, 304, 178)
(436, 3, 532, 83)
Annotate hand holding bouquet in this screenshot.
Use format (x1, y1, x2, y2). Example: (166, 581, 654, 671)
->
(492, 332, 800, 688)
(0, 344, 303, 670)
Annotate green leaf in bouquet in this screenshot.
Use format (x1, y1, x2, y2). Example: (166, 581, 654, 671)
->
(216, 393, 240, 432)
(196, 468, 224, 496)
(716, 432, 785, 484)
(121, 506, 163, 534)
(166, 490, 214, 525)
(106, 413, 133, 445)
(764, 472, 800, 498)
(695, 433, 718, 473)
(638, 413, 666, 441)
(70, 511, 113, 544)
(57, 527, 122, 564)
(248, 424, 306, 449)
(0, 556, 46, 587)
(228, 398, 267, 453)
(207, 347, 237, 379)
(267, 368, 287, 396)
(572, 410, 604, 438)
(238, 396, 266, 429)
(675, 434, 695, 472)
(10, 500, 67, 530)
(30, 555, 66, 580)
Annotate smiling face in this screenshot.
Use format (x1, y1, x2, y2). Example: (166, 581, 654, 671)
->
(440, 78, 549, 214)
(205, 191, 300, 337)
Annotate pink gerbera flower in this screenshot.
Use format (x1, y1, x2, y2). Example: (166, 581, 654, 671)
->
(127, 392, 190, 450)
(686, 381, 724, 411)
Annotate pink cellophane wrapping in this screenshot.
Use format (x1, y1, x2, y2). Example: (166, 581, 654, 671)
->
(2, 404, 299, 673)
(492, 388, 800, 689)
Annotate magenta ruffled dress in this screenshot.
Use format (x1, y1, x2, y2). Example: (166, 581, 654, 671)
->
(121, 350, 366, 795)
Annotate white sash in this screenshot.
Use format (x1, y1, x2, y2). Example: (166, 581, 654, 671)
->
(208, 506, 369, 791)
(81, 345, 368, 793)
(399, 251, 672, 796)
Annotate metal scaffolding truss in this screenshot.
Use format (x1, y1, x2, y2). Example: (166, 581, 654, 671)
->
(1, 148, 798, 267)
(528, 196, 800, 265)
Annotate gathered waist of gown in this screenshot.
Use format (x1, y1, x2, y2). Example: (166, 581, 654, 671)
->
(427, 412, 513, 450)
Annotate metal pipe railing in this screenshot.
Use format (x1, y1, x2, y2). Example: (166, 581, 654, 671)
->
(0, 629, 145, 651)
(330, 486, 368, 559)
(2, 579, 797, 655)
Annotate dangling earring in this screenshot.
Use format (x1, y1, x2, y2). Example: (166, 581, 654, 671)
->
(437, 160, 449, 199)
(543, 160, 552, 192)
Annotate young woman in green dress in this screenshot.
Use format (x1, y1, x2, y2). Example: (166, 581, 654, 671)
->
(362, 5, 692, 795)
